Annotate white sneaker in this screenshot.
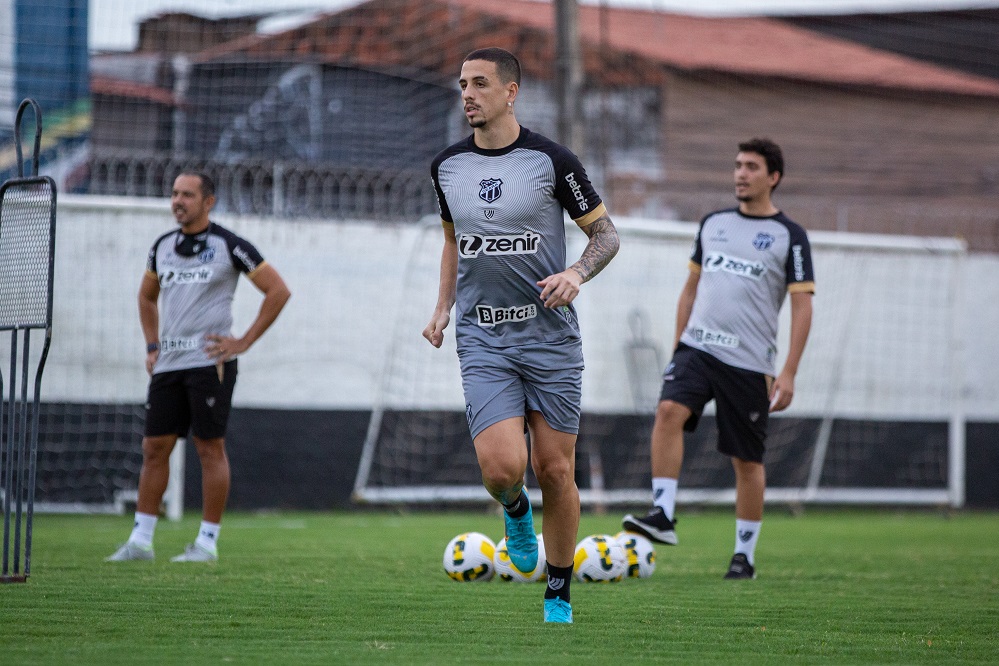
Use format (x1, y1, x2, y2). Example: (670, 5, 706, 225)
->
(105, 541, 154, 562)
(170, 543, 218, 563)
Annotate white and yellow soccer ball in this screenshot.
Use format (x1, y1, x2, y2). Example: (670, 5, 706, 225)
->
(573, 534, 627, 582)
(614, 530, 657, 579)
(494, 534, 546, 582)
(443, 532, 496, 582)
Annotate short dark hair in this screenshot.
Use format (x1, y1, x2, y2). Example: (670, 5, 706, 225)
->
(738, 138, 784, 189)
(463, 47, 521, 86)
(178, 171, 215, 199)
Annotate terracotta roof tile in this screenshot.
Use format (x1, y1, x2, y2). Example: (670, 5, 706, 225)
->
(91, 76, 178, 105)
(450, 0, 999, 97)
(196, 0, 999, 98)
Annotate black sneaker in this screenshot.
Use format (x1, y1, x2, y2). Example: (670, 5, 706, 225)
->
(621, 506, 678, 545)
(724, 553, 756, 579)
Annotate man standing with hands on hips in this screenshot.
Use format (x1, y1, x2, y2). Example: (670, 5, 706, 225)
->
(107, 171, 290, 563)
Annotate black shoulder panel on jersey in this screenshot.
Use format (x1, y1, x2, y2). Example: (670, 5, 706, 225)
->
(430, 136, 473, 170)
(518, 129, 603, 220)
(147, 228, 178, 274)
(430, 136, 475, 224)
(211, 222, 265, 274)
(773, 213, 815, 285)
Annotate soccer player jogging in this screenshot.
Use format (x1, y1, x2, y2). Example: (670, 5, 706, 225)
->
(107, 172, 290, 563)
(424, 48, 619, 623)
(622, 138, 814, 579)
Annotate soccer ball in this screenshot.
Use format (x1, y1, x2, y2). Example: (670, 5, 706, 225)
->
(573, 534, 626, 582)
(614, 530, 657, 578)
(443, 532, 496, 582)
(494, 534, 546, 582)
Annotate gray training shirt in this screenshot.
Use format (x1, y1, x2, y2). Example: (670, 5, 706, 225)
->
(681, 208, 815, 376)
(145, 222, 265, 374)
(431, 127, 607, 349)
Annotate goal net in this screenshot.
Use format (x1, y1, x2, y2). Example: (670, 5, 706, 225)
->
(353, 218, 967, 508)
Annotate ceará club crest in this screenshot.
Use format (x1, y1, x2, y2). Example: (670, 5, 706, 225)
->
(478, 178, 503, 203)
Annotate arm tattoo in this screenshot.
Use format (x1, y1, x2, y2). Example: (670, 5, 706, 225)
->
(571, 215, 620, 283)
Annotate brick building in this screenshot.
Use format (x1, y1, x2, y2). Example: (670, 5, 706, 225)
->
(89, 0, 999, 249)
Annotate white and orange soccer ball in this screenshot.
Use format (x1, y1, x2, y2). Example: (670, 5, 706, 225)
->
(573, 534, 627, 582)
(494, 534, 546, 582)
(443, 532, 496, 582)
(614, 530, 657, 579)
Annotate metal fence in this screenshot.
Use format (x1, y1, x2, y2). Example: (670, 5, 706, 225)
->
(87, 152, 438, 220)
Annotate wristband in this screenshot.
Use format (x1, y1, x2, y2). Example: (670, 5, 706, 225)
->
(147, 342, 160, 353)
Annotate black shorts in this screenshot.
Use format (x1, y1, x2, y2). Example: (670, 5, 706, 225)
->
(659, 343, 770, 463)
(144, 360, 238, 439)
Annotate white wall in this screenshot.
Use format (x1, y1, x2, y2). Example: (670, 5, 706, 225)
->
(6, 195, 995, 421)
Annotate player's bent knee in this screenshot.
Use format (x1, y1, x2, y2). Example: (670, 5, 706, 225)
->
(656, 400, 690, 427)
(479, 465, 524, 494)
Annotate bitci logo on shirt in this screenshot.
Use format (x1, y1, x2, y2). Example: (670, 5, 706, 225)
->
(476, 304, 537, 327)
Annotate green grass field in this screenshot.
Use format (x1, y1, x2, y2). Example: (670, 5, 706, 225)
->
(1, 509, 996, 664)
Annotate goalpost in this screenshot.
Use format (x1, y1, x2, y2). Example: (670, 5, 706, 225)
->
(353, 217, 967, 508)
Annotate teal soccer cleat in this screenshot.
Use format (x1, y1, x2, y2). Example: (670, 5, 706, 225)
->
(543, 597, 573, 623)
(503, 490, 538, 574)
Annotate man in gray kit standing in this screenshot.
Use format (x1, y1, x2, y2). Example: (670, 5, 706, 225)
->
(107, 171, 290, 563)
(424, 48, 619, 623)
(622, 138, 814, 580)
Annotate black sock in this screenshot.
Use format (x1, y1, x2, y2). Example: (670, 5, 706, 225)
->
(544, 563, 573, 603)
(503, 490, 529, 519)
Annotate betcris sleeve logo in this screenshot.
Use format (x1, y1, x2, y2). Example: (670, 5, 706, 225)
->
(564, 172, 589, 212)
(458, 231, 540, 258)
(232, 245, 259, 272)
(791, 244, 806, 282)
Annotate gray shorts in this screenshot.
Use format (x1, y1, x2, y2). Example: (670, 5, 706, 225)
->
(458, 339, 584, 440)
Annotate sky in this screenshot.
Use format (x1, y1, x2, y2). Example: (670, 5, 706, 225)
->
(89, 0, 999, 51)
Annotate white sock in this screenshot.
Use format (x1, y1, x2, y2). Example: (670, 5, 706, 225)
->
(129, 512, 158, 548)
(652, 477, 678, 521)
(195, 521, 221, 553)
(735, 519, 762, 565)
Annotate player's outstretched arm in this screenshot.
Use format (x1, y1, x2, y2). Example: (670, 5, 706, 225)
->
(538, 213, 620, 309)
(423, 225, 458, 348)
(206, 264, 291, 362)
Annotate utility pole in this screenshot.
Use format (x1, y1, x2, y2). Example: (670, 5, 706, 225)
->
(554, 0, 583, 155)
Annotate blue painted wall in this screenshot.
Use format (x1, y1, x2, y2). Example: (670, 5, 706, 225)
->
(15, 0, 89, 116)
(1, 0, 88, 179)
